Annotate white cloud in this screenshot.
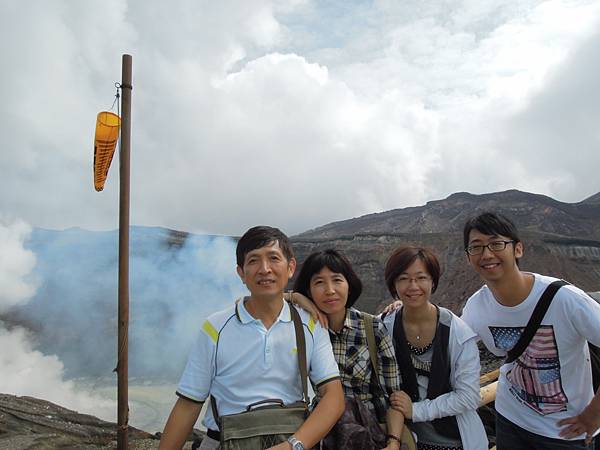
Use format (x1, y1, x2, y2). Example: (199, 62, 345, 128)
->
(1, 0, 599, 236)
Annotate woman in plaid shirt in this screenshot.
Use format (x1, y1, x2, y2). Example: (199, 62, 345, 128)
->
(293, 249, 407, 450)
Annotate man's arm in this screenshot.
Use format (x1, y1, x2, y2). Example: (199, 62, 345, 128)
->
(269, 379, 344, 450)
(557, 289, 600, 443)
(558, 390, 600, 444)
(159, 397, 203, 450)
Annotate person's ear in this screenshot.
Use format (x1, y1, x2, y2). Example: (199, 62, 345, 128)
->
(287, 258, 297, 278)
(514, 241, 524, 259)
(236, 265, 246, 284)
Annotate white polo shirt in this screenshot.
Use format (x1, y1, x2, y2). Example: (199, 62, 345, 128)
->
(176, 297, 340, 431)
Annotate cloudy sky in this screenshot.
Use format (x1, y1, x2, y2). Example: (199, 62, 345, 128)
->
(2, 0, 600, 236)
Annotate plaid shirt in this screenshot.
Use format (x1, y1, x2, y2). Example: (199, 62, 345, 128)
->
(328, 307, 401, 421)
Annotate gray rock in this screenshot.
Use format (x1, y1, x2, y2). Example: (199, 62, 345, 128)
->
(0, 393, 202, 449)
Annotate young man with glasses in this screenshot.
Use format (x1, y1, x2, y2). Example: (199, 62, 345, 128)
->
(461, 212, 600, 449)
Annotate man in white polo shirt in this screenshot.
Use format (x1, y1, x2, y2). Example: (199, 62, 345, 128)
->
(159, 226, 344, 450)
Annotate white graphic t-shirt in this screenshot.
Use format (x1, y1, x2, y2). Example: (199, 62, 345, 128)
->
(462, 273, 600, 439)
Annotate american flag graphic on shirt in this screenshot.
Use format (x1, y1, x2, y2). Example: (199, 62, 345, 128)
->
(489, 325, 568, 415)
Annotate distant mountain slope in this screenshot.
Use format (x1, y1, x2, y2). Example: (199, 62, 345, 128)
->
(291, 190, 600, 313)
(296, 189, 600, 240)
(582, 191, 600, 205)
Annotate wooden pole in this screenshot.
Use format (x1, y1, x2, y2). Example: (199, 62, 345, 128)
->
(479, 368, 500, 385)
(117, 54, 132, 450)
(479, 381, 498, 407)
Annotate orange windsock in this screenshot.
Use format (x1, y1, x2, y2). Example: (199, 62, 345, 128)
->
(93, 111, 121, 191)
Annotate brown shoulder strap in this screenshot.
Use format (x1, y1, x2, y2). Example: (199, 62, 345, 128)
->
(363, 311, 384, 395)
(289, 302, 309, 404)
(363, 313, 379, 379)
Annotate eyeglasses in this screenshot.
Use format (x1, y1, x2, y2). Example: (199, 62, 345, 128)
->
(465, 240, 515, 256)
(395, 275, 432, 286)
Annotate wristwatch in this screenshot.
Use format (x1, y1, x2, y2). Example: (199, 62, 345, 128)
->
(287, 435, 304, 450)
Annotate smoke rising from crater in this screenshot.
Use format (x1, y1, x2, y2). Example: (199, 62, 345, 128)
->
(12, 226, 246, 380)
(0, 219, 113, 420)
(1, 221, 248, 425)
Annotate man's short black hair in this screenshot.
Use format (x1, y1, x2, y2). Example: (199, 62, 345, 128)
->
(293, 249, 363, 308)
(463, 212, 521, 249)
(236, 226, 294, 267)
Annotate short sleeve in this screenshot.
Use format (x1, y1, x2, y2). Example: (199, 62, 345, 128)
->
(460, 298, 480, 340)
(566, 287, 600, 347)
(176, 320, 217, 402)
(309, 321, 340, 386)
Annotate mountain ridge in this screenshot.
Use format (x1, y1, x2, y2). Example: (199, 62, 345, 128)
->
(295, 189, 600, 240)
(290, 189, 600, 313)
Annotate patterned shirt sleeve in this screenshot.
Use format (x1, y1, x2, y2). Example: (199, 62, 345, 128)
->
(375, 317, 401, 395)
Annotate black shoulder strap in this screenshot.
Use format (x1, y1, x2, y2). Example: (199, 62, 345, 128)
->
(505, 280, 568, 364)
(588, 343, 600, 392)
(210, 394, 219, 425)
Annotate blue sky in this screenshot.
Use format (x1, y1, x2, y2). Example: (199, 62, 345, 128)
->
(1, 0, 599, 236)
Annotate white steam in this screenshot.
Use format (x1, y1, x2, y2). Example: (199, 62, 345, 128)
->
(0, 219, 113, 420)
(1, 223, 247, 429)
(0, 219, 36, 311)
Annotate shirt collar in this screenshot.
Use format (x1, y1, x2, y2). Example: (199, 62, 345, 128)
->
(345, 307, 360, 329)
(330, 308, 355, 334)
(235, 296, 292, 324)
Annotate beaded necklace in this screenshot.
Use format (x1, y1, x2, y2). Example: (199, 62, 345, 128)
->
(407, 339, 434, 356)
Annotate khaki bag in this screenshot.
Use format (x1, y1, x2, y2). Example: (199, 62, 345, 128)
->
(211, 303, 317, 450)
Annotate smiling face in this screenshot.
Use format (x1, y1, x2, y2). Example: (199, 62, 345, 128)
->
(394, 258, 434, 309)
(466, 229, 522, 283)
(236, 240, 296, 301)
(309, 266, 349, 317)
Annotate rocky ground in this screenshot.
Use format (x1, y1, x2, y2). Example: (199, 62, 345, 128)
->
(2, 385, 499, 449)
(0, 394, 202, 450)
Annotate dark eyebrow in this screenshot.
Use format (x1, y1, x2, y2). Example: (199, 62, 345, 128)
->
(468, 234, 501, 245)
